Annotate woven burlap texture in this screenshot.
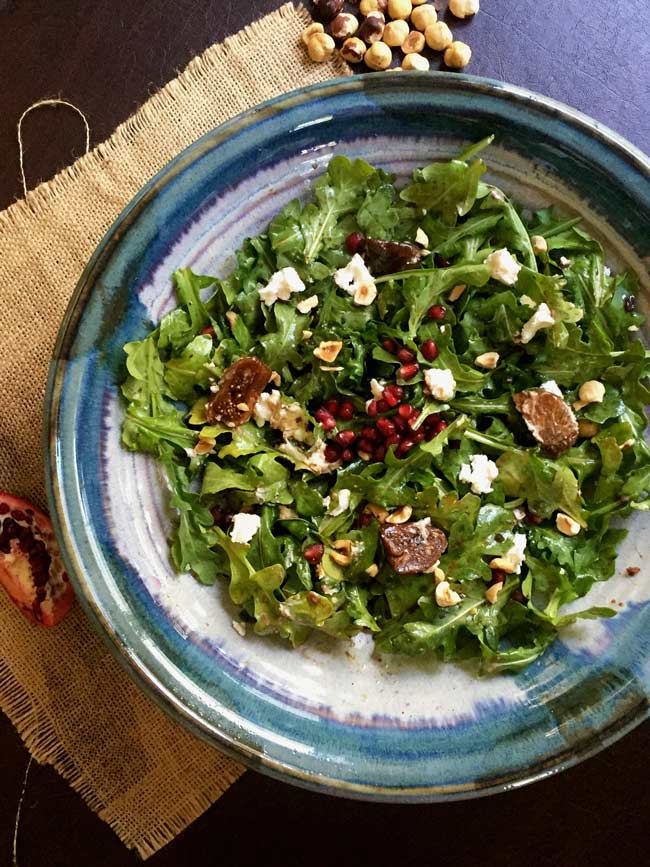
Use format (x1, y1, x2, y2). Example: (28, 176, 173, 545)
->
(0, 4, 349, 858)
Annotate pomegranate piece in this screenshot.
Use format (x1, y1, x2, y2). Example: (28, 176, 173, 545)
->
(303, 543, 325, 564)
(363, 238, 424, 276)
(0, 493, 74, 626)
(336, 429, 357, 447)
(314, 407, 337, 430)
(367, 399, 378, 417)
(421, 339, 439, 361)
(435, 254, 451, 268)
(382, 337, 399, 355)
(380, 520, 448, 575)
(326, 398, 340, 416)
(427, 304, 446, 321)
(399, 363, 419, 380)
(397, 347, 416, 364)
(346, 231, 365, 254)
(337, 400, 355, 421)
(513, 389, 578, 458)
(383, 385, 404, 407)
(205, 357, 272, 426)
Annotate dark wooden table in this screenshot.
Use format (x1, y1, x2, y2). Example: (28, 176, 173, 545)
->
(1, 1, 649, 864)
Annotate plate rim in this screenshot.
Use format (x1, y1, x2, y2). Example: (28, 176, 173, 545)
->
(44, 71, 650, 801)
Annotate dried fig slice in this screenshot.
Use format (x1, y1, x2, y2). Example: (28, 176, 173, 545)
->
(513, 388, 578, 457)
(206, 357, 272, 427)
(380, 518, 448, 575)
(362, 238, 424, 276)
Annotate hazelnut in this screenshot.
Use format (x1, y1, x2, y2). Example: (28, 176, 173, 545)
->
(425, 21, 453, 51)
(313, 340, 343, 363)
(385, 505, 413, 524)
(433, 566, 446, 584)
(307, 31, 336, 62)
(341, 36, 367, 63)
(489, 556, 517, 574)
(331, 12, 359, 40)
(449, 0, 480, 18)
(474, 351, 500, 369)
(402, 52, 429, 70)
(402, 29, 425, 53)
(388, 0, 413, 20)
(485, 582, 503, 605)
(578, 380, 605, 405)
(366, 503, 389, 522)
(383, 19, 409, 47)
(411, 4, 437, 30)
(435, 581, 462, 608)
(444, 40, 472, 68)
(531, 234, 548, 254)
(556, 513, 581, 536)
(411, 0, 428, 4)
(360, 0, 388, 13)
(313, 0, 344, 22)
(366, 563, 379, 577)
(358, 11, 385, 43)
(448, 282, 467, 301)
(301, 22, 324, 46)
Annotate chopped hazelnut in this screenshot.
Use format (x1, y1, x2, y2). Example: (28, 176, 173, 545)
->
(402, 30, 425, 53)
(386, 504, 413, 524)
(444, 40, 472, 68)
(489, 556, 516, 574)
(366, 563, 379, 577)
(485, 581, 503, 604)
(578, 419, 599, 438)
(402, 52, 429, 70)
(425, 21, 453, 51)
(474, 351, 499, 369)
(448, 283, 467, 301)
(435, 580, 462, 608)
(433, 566, 446, 584)
(313, 340, 343, 363)
(225, 310, 237, 328)
(354, 282, 378, 304)
(556, 513, 581, 536)
(366, 503, 389, 522)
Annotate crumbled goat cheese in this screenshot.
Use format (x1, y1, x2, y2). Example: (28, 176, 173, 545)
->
(370, 378, 385, 399)
(485, 248, 522, 285)
(253, 390, 310, 442)
(334, 254, 377, 305)
(230, 513, 261, 545)
(519, 294, 537, 308)
(258, 267, 306, 306)
(231, 619, 247, 637)
(520, 302, 555, 344)
(458, 454, 499, 495)
(328, 489, 351, 516)
(279, 440, 340, 475)
(424, 367, 456, 400)
(296, 294, 319, 314)
(415, 227, 430, 248)
(540, 380, 563, 397)
(492, 533, 527, 574)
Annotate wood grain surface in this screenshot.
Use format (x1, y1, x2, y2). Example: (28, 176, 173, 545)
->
(1, 1, 649, 864)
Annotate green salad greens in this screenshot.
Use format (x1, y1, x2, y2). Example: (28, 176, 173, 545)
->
(121, 137, 650, 674)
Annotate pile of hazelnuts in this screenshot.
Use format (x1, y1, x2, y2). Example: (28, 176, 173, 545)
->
(302, 0, 478, 72)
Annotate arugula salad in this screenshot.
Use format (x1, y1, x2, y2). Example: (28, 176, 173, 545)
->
(121, 136, 650, 673)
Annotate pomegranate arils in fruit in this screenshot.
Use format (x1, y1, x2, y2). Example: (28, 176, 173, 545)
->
(393, 416, 407, 432)
(337, 400, 355, 421)
(412, 430, 425, 443)
(421, 339, 439, 361)
(427, 304, 446, 320)
(399, 363, 419, 380)
(303, 543, 325, 564)
(0, 493, 74, 627)
(382, 337, 399, 355)
(525, 511, 543, 525)
(314, 407, 336, 430)
(396, 347, 416, 364)
(384, 433, 400, 447)
(345, 231, 365, 254)
(336, 429, 357, 447)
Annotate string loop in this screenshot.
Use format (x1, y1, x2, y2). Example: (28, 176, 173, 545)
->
(17, 99, 90, 196)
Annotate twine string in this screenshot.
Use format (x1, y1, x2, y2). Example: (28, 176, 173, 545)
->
(12, 754, 33, 867)
(17, 99, 90, 197)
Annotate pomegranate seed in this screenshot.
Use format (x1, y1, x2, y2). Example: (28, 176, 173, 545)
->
(448, 439, 461, 450)
(421, 339, 439, 361)
(425, 428, 438, 441)
(525, 512, 543, 525)
(314, 407, 336, 430)
(211, 507, 233, 528)
(200, 325, 216, 336)
(326, 399, 339, 416)
(397, 438, 415, 457)
(341, 448, 354, 461)
(360, 426, 379, 442)
(435, 254, 451, 268)
(376, 417, 396, 438)
(383, 385, 403, 407)
(336, 429, 357, 447)
(427, 304, 446, 321)
(382, 337, 399, 354)
(435, 419, 448, 432)
(374, 444, 387, 461)
(346, 231, 365, 254)
(367, 399, 378, 417)
(412, 430, 425, 443)
(407, 415, 421, 429)
(376, 398, 389, 413)
(512, 589, 527, 604)
(338, 400, 354, 421)
(393, 416, 407, 432)
(324, 443, 341, 462)
(398, 403, 414, 419)
(384, 433, 400, 447)
(397, 347, 416, 363)
(358, 437, 376, 454)
(303, 543, 324, 564)
(399, 363, 419, 380)
(358, 512, 372, 528)
(490, 569, 507, 585)
(423, 413, 441, 428)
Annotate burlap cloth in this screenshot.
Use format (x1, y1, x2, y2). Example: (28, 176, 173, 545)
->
(0, 4, 349, 857)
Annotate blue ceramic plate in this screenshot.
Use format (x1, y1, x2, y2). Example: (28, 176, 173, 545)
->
(45, 74, 650, 800)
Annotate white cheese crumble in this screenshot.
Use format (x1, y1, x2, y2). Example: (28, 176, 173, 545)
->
(231, 619, 247, 637)
(370, 378, 385, 400)
(415, 227, 430, 248)
(540, 379, 563, 397)
(423, 367, 456, 401)
(253, 390, 310, 442)
(328, 489, 351, 516)
(505, 533, 527, 574)
(258, 267, 306, 306)
(520, 302, 555, 344)
(485, 248, 522, 285)
(458, 454, 499, 495)
(279, 440, 339, 475)
(334, 254, 377, 306)
(519, 294, 537, 308)
(230, 513, 261, 545)
(296, 294, 319, 314)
